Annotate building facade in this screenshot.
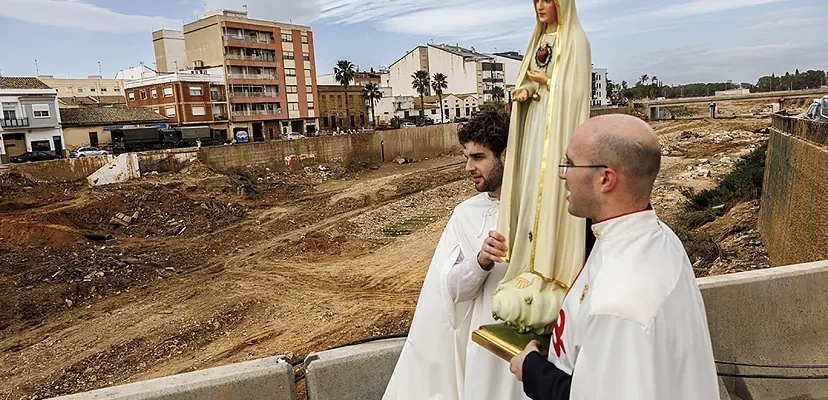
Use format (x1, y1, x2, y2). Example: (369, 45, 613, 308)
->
(37, 75, 127, 108)
(60, 107, 169, 150)
(317, 84, 368, 132)
(592, 67, 609, 107)
(0, 77, 65, 163)
(125, 68, 229, 135)
(153, 30, 187, 73)
(388, 44, 505, 103)
(171, 9, 318, 139)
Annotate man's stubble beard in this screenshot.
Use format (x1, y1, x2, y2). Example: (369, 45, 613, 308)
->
(476, 158, 505, 193)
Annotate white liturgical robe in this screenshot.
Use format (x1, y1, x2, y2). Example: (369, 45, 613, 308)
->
(383, 193, 526, 400)
(547, 209, 719, 399)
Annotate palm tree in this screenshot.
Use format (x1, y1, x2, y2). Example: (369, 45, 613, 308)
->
(412, 70, 430, 125)
(334, 60, 356, 127)
(491, 86, 505, 103)
(431, 73, 448, 123)
(639, 74, 649, 86)
(651, 76, 659, 86)
(362, 82, 383, 127)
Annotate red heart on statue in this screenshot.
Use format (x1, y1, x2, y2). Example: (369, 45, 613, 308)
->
(536, 47, 549, 64)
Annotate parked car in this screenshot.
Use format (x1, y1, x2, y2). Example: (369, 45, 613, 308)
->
(70, 147, 109, 158)
(400, 122, 417, 129)
(285, 132, 306, 140)
(803, 96, 828, 123)
(11, 151, 62, 163)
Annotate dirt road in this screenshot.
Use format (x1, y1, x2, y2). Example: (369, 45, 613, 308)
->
(0, 117, 770, 399)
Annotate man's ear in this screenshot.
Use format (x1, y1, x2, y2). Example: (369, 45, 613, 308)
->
(600, 168, 618, 193)
(500, 149, 507, 163)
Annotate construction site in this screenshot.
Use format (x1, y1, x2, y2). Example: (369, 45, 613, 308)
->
(0, 106, 824, 399)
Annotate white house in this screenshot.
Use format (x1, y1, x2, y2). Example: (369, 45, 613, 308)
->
(1, 77, 65, 164)
(441, 94, 480, 122)
(388, 44, 506, 103)
(592, 67, 609, 107)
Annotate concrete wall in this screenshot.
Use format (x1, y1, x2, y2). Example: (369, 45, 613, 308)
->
(759, 116, 828, 266)
(88, 153, 140, 186)
(9, 154, 113, 182)
(700, 260, 828, 400)
(198, 124, 461, 171)
(305, 339, 404, 400)
(49, 356, 295, 400)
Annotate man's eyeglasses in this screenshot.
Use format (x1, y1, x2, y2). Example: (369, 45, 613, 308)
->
(558, 157, 608, 177)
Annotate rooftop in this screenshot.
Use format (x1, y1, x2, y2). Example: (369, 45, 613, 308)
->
(0, 77, 51, 90)
(430, 44, 493, 61)
(60, 107, 169, 127)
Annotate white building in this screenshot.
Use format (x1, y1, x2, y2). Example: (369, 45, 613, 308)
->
(388, 44, 506, 103)
(0, 77, 65, 164)
(441, 94, 480, 122)
(491, 52, 523, 99)
(592, 67, 609, 107)
(115, 65, 159, 81)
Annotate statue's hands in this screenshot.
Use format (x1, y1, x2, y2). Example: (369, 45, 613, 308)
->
(477, 230, 507, 270)
(512, 88, 530, 103)
(527, 70, 550, 85)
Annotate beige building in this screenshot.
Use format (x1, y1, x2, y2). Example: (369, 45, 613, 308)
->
(60, 107, 169, 150)
(149, 9, 320, 138)
(153, 30, 186, 73)
(37, 75, 127, 107)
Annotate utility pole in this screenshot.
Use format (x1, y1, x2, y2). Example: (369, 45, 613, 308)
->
(34, 59, 39, 75)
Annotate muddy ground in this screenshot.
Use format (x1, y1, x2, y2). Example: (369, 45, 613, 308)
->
(0, 117, 770, 399)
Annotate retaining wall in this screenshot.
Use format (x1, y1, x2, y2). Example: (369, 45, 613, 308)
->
(758, 116, 828, 266)
(9, 155, 113, 183)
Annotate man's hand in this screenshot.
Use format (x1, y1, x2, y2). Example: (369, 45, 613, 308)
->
(509, 340, 540, 382)
(527, 70, 550, 85)
(512, 88, 529, 103)
(477, 230, 507, 269)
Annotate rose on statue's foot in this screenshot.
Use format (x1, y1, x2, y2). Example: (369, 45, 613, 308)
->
(491, 272, 567, 335)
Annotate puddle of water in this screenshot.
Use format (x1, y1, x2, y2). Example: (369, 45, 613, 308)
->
(382, 215, 439, 237)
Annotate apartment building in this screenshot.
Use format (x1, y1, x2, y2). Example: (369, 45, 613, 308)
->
(592, 67, 609, 107)
(388, 44, 505, 103)
(0, 77, 65, 163)
(317, 84, 369, 131)
(37, 75, 127, 107)
(125, 68, 229, 136)
(169, 9, 318, 139)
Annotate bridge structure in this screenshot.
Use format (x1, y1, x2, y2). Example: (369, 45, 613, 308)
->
(635, 88, 828, 120)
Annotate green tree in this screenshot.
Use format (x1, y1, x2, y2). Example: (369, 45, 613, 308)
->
(431, 73, 449, 123)
(412, 70, 431, 125)
(491, 86, 505, 103)
(334, 60, 356, 127)
(361, 82, 383, 127)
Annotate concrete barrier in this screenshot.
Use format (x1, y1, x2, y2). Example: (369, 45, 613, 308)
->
(304, 338, 405, 400)
(10, 155, 114, 183)
(48, 356, 296, 400)
(759, 116, 828, 266)
(87, 153, 140, 186)
(700, 260, 828, 400)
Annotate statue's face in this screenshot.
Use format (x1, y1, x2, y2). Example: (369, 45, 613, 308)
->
(534, 0, 557, 24)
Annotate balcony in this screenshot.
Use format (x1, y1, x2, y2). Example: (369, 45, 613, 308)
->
(0, 117, 29, 128)
(223, 34, 275, 44)
(226, 54, 276, 63)
(230, 91, 280, 98)
(227, 73, 279, 80)
(211, 93, 227, 102)
(232, 109, 282, 116)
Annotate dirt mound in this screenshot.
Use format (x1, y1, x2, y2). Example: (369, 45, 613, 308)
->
(0, 171, 79, 211)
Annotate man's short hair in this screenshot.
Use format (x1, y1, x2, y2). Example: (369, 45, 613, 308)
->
(457, 109, 509, 157)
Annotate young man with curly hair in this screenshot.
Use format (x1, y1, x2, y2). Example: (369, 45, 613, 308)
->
(383, 110, 528, 400)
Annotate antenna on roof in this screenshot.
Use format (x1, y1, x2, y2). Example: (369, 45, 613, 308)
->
(35, 59, 39, 75)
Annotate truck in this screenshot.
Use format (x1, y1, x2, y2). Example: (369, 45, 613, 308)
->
(111, 127, 178, 153)
(803, 96, 828, 123)
(176, 126, 214, 147)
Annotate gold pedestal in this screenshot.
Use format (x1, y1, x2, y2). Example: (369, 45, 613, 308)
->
(471, 323, 551, 362)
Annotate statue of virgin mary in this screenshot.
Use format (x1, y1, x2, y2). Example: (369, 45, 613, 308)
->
(491, 0, 592, 334)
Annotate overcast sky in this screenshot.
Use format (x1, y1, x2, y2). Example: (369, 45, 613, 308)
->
(0, 0, 826, 86)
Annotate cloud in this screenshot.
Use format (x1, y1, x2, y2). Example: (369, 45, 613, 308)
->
(203, 0, 322, 23)
(747, 17, 828, 30)
(651, 0, 793, 19)
(0, 0, 181, 32)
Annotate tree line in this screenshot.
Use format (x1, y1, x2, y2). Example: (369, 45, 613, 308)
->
(607, 69, 828, 101)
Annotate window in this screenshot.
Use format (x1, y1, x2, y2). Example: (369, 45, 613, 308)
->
(90, 87, 96, 92)
(286, 85, 298, 93)
(301, 34, 308, 44)
(285, 68, 296, 77)
(281, 33, 293, 42)
(163, 87, 173, 97)
(65, 87, 73, 93)
(283, 51, 294, 60)
(77, 87, 83, 93)
(304, 69, 311, 78)
(32, 104, 50, 118)
(191, 106, 206, 116)
(152, 108, 160, 114)
(288, 102, 299, 111)
(303, 52, 310, 61)
(431, 109, 436, 115)
(101, 87, 107, 93)
(151, 89, 158, 99)
(306, 85, 313, 94)
(114, 86, 121, 92)
(308, 102, 314, 110)
(165, 106, 176, 116)
(128, 92, 135, 101)
(140, 90, 147, 100)
(189, 86, 203, 96)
